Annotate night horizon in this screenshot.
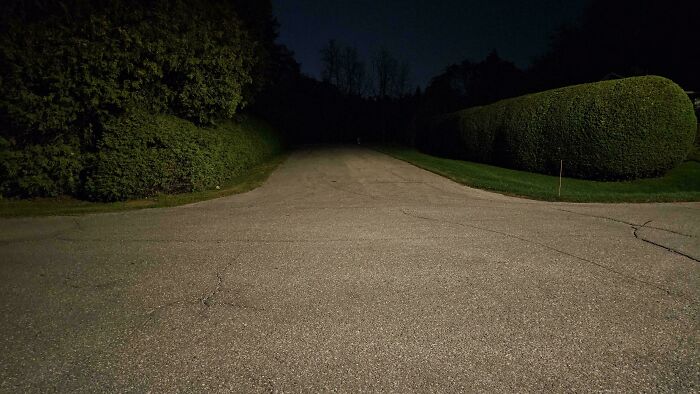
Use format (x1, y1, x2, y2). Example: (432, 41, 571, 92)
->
(274, 0, 589, 87)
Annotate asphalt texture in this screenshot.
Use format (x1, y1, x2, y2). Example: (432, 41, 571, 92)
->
(1, 146, 699, 392)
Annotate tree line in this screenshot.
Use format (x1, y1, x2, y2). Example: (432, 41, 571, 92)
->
(2, 0, 696, 150)
(255, 0, 698, 145)
(320, 40, 411, 99)
(422, 0, 699, 120)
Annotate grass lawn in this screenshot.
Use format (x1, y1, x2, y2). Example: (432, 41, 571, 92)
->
(0, 154, 287, 218)
(378, 146, 700, 203)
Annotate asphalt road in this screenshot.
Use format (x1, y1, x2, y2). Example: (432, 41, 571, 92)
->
(1, 146, 698, 392)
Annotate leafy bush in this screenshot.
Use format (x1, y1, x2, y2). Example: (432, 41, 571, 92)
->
(689, 126, 700, 162)
(0, 143, 84, 198)
(422, 76, 697, 180)
(0, 0, 261, 149)
(82, 112, 282, 201)
(0, 1, 279, 201)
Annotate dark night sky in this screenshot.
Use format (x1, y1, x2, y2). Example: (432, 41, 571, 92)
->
(272, 0, 589, 88)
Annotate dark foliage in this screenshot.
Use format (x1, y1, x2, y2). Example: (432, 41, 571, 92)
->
(1, 0, 263, 148)
(253, 42, 420, 146)
(4, 0, 694, 200)
(0, 0, 280, 199)
(420, 76, 697, 180)
(0, 141, 83, 197)
(422, 51, 526, 117)
(529, 0, 700, 92)
(83, 111, 282, 202)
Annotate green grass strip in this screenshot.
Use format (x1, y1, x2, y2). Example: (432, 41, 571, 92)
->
(378, 146, 700, 203)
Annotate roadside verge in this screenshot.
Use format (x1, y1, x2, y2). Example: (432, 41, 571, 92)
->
(0, 154, 286, 218)
(377, 146, 700, 203)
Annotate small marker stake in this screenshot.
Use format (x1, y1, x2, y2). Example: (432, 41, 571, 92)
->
(558, 159, 563, 198)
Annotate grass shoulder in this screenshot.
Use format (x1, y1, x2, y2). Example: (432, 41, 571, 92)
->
(377, 146, 700, 203)
(0, 154, 287, 218)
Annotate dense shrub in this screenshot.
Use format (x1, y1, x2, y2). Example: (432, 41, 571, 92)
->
(82, 112, 282, 201)
(0, 1, 281, 201)
(422, 76, 697, 180)
(0, 0, 262, 149)
(0, 141, 84, 198)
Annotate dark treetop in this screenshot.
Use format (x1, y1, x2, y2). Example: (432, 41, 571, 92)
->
(272, 0, 588, 87)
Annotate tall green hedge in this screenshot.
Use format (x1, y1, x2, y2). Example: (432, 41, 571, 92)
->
(0, 0, 261, 149)
(0, 0, 281, 201)
(423, 76, 697, 180)
(82, 112, 282, 202)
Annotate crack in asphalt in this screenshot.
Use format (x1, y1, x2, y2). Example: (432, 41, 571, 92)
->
(135, 294, 256, 333)
(200, 253, 239, 307)
(399, 208, 682, 298)
(133, 252, 258, 335)
(142, 300, 192, 325)
(73, 217, 85, 232)
(557, 209, 699, 263)
(633, 220, 700, 263)
(556, 209, 695, 238)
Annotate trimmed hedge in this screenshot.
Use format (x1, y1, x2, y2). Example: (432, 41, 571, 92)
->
(82, 112, 282, 201)
(423, 76, 697, 180)
(0, 113, 282, 201)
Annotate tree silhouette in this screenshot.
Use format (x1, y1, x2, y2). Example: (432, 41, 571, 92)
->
(320, 40, 369, 96)
(530, 0, 700, 91)
(320, 39, 342, 86)
(373, 47, 410, 98)
(422, 50, 524, 117)
(339, 46, 367, 96)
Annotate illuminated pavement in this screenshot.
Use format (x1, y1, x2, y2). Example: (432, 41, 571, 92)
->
(1, 146, 698, 392)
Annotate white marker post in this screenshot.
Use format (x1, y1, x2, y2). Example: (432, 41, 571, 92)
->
(558, 160, 563, 198)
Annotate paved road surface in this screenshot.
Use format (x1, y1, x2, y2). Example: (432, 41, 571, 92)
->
(1, 147, 698, 392)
